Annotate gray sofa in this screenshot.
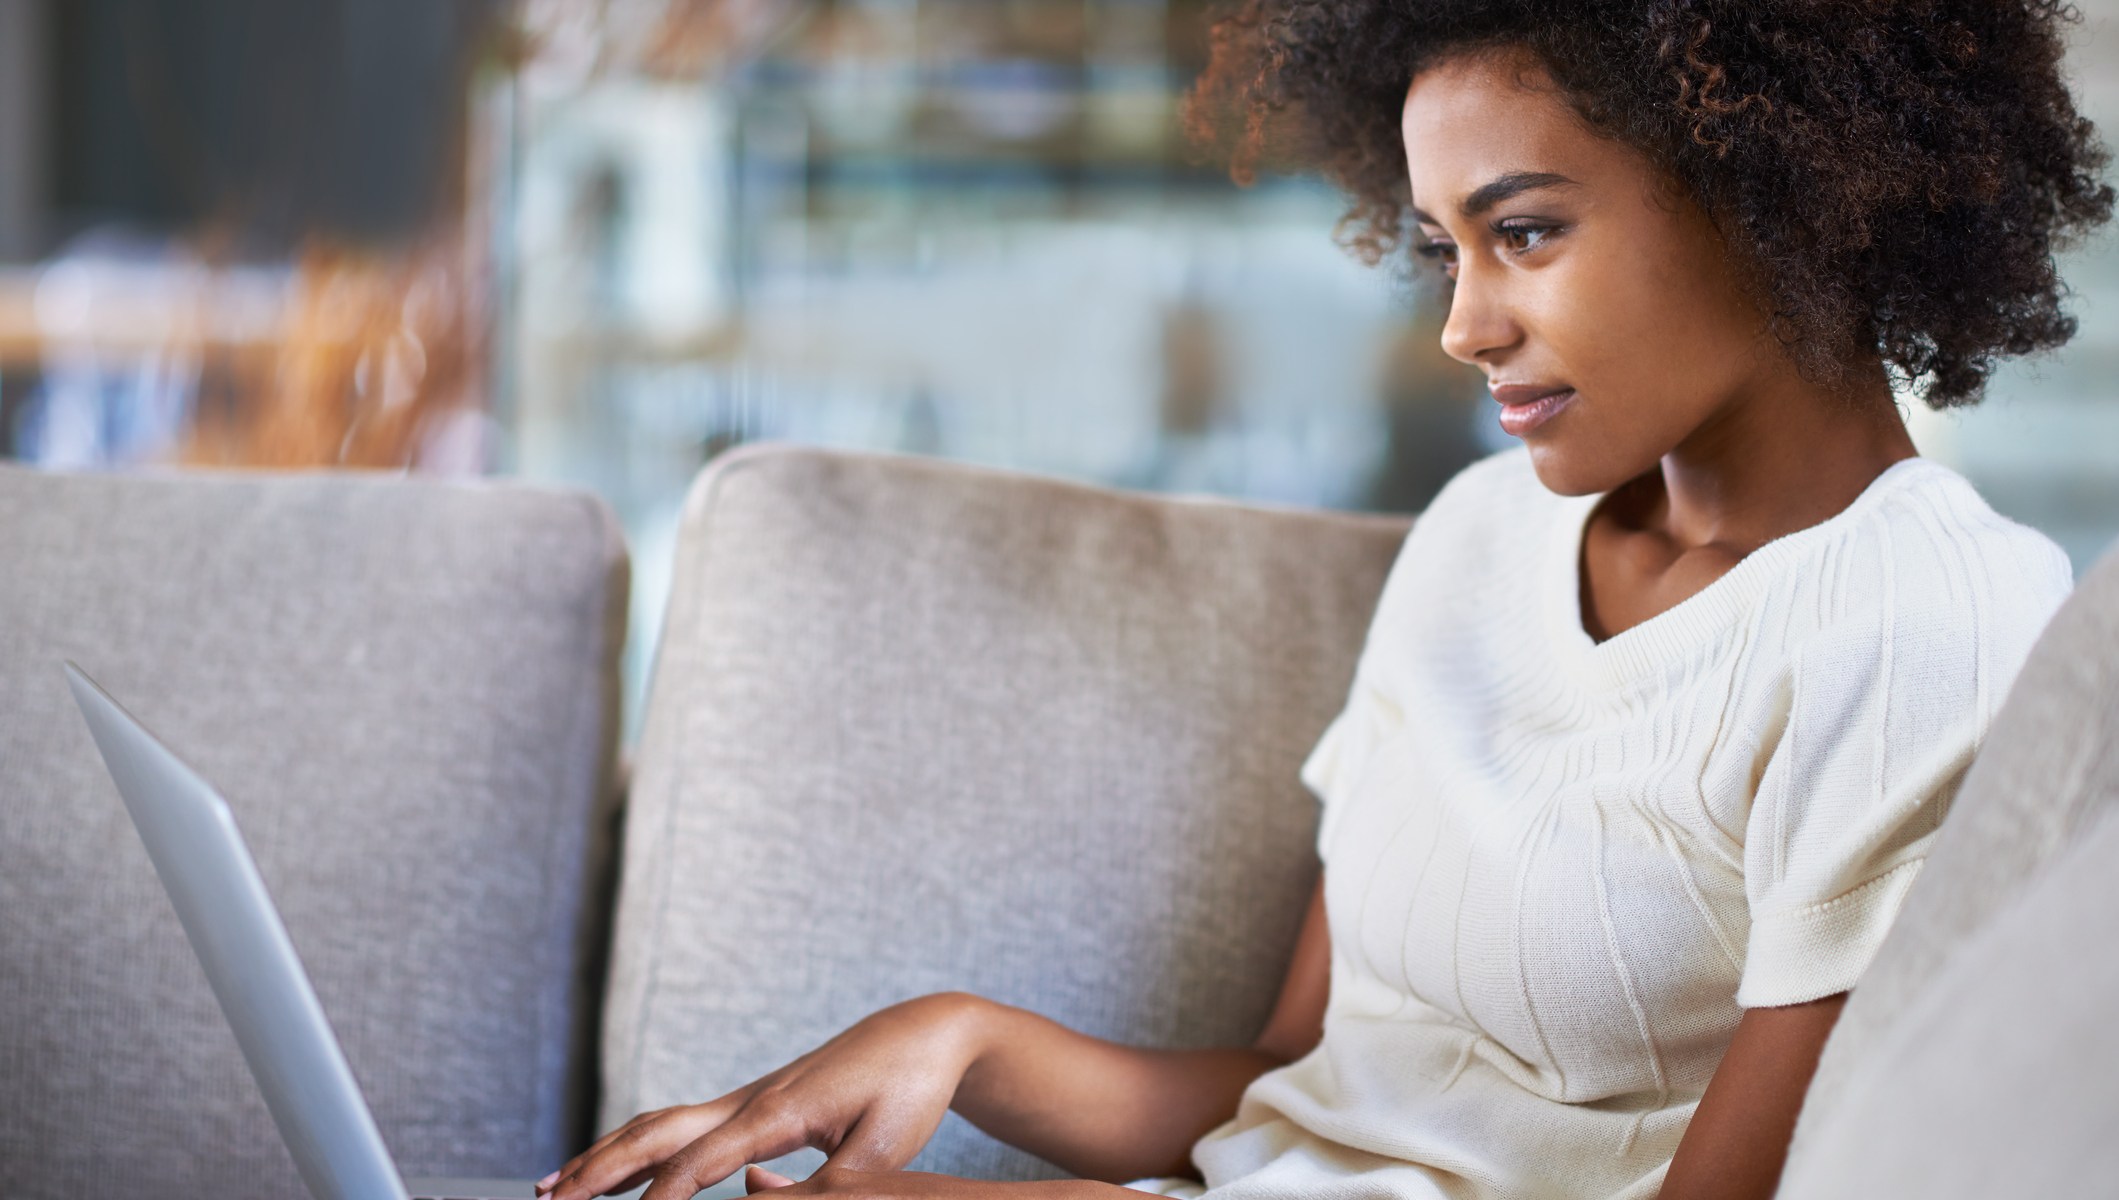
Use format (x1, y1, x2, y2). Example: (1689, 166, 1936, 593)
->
(1, 442, 2113, 1199)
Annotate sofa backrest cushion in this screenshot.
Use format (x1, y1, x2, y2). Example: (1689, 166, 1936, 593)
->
(600, 443, 1411, 1183)
(0, 464, 628, 1199)
(1779, 540, 2119, 1196)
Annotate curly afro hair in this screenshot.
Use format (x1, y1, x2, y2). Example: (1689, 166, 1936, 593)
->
(1184, 0, 2116, 407)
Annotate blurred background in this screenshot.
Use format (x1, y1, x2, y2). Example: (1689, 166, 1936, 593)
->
(3, 0, 2115, 724)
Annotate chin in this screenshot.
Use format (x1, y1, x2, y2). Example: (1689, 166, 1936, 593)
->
(1521, 439, 1657, 498)
(1523, 442, 1616, 497)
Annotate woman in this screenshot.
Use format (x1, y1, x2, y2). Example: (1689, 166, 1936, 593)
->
(542, 2, 2110, 1197)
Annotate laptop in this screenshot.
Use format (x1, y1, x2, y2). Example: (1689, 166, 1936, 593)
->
(65, 662, 651, 1200)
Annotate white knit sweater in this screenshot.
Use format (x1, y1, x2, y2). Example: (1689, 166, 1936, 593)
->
(1183, 448, 2072, 1200)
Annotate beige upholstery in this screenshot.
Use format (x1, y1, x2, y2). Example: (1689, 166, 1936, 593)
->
(1779, 808, 2119, 1197)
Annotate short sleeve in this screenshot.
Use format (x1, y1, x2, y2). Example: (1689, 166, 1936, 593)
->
(1298, 669, 1397, 856)
(1297, 508, 1426, 856)
(1736, 543, 2067, 1007)
(1297, 682, 1355, 803)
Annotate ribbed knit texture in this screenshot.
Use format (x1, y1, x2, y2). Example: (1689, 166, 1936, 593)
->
(1184, 449, 2073, 1200)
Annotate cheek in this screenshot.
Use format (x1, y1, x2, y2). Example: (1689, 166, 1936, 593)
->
(1519, 256, 1665, 400)
(1538, 239, 1754, 417)
(1512, 244, 1758, 493)
(1622, 219, 1770, 375)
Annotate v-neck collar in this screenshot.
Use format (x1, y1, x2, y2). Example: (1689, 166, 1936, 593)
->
(1539, 456, 1938, 691)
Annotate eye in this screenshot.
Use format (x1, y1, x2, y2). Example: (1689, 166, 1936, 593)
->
(1496, 220, 1561, 255)
(1414, 239, 1459, 278)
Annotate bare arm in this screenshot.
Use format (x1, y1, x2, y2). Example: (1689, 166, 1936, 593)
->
(543, 878, 1333, 1200)
(956, 877, 1334, 1181)
(1659, 992, 1847, 1200)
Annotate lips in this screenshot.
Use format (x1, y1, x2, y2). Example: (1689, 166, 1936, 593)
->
(1489, 383, 1572, 406)
(1488, 383, 1579, 437)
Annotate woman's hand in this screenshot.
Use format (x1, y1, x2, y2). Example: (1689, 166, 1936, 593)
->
(742, 1164, 1142, 1198)
(542, 876, 1332, 1198)
(539, 993, 991, 1200)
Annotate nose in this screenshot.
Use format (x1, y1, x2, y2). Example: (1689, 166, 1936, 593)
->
(1437, 261, 1521, 366)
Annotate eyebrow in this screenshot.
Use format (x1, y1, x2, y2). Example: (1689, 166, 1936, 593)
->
(1410, 171, 1582, 225)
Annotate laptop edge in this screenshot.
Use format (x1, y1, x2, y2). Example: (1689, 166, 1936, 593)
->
(63, 661, 555, 1200)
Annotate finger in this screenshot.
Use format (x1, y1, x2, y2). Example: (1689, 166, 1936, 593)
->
(602, 1167, 659, 1195)
(548, 1108, 720, 1200)
(642, 1107, 814, 1200)
(545, 1118, 666, 1199)
(544, 1166, 658, 1199)
(565, 1075, 762, 1177)
(540, 1107, 672, 1194)
(746, 1164, 798, 1191)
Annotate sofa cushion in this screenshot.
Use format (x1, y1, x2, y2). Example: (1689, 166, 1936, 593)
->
(1775, 807, 2119, 1196)
(1780, 540, 2119, 1196)
(0, 464, 628, 1199)
(600, 443, 1411, 1184)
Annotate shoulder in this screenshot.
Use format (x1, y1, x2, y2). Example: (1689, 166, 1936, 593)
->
(1424, 445, 1546, 512)
(1402, 446, 1557, 545)
(1355, 447, 1557, 658)
(1843, 458, 2070, 635)
(1373, 447, 1556, 586)
(1780, 458, 2072, 689)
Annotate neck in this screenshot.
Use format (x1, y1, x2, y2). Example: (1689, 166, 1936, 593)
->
(1649, 362, 1918, 554)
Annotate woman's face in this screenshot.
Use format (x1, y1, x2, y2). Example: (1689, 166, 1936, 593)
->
(1402, 48, 1782, 496)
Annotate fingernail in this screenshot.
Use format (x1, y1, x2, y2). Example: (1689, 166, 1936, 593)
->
(536, 1172, 558, 1191)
